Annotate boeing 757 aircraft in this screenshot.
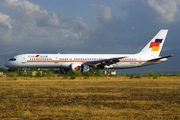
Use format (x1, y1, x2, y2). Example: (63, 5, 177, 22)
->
(4, 29, 173, 72)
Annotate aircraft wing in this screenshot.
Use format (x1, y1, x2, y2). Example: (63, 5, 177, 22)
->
(148, 55, 174, 62)
(83, 57, 125, 68)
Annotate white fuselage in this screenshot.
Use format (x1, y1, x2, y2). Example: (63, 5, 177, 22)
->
(4, 53, 165, 69)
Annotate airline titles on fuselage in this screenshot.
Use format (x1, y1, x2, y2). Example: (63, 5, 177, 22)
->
(28, 55, 48, 58)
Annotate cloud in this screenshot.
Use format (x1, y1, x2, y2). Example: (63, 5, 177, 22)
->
(36, 12, 60, 27)
(0, 12, 12, 28)
(148, 0, 180, 23)
(0, 0, 180, 56)
(0, 0, 89, 54)
(91, 4, 113, 23)
(0, 0, 40, 14)
(86, 0, 180, 53)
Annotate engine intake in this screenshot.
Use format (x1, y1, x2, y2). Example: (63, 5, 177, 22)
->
(70, 63, 90, 72)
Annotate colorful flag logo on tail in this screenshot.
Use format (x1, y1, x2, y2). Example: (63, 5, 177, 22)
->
(74, 66, 81, 71)
(149, 39, 163, 51)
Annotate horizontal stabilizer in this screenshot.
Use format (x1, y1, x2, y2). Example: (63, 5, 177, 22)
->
(148, 55, 174, 62)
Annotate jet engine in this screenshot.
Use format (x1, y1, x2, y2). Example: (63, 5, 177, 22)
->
(70, 63, 90, 72)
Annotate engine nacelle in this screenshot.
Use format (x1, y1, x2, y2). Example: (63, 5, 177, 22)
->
(82, 64, 90, 72)
(70, 63, 90, 72)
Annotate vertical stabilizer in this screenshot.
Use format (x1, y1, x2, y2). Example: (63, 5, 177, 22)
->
(138, 29, 168, 57)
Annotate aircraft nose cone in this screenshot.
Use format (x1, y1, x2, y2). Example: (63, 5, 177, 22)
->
(4, 62, 9, 68)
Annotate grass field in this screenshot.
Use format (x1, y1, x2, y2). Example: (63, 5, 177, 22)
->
(0, 76, 180, 119)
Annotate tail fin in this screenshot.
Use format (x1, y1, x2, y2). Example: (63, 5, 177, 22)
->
(138, 29, 168, 57)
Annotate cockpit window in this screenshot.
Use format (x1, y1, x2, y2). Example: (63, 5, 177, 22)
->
(8, 58, 16, 61)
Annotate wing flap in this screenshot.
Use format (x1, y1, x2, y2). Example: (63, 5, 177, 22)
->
(83, 57, 125, 67)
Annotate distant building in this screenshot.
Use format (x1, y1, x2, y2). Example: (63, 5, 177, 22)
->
(0, 72, 3, 76)
(103, 71, 116, 76)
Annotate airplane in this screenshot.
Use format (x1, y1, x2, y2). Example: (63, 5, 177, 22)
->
(4, 29, 173, 73)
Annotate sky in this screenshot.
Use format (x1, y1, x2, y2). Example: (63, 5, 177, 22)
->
(0, 0, 179, 73)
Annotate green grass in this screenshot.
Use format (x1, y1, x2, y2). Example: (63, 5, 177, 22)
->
(126, 72, 180, 79)
(70, 76, 76, 79)
(3, 67, 180, 78)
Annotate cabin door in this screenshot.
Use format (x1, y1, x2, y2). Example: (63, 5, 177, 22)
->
(54, 56, 59, 63)
(22, 56, 26, 64)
